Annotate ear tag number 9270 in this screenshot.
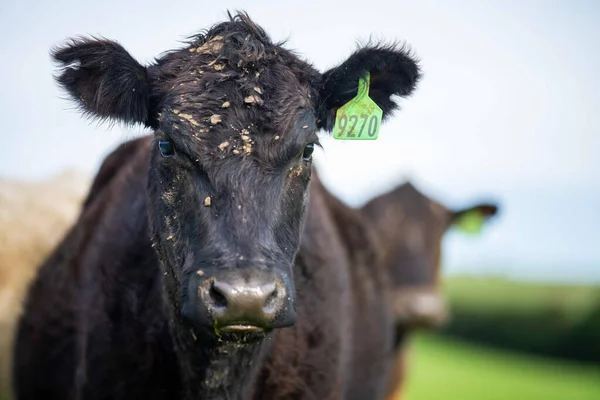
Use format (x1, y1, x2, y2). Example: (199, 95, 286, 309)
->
(333, 72, 382, 140)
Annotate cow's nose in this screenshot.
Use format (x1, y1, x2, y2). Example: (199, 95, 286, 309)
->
(199, 273, 293, 331)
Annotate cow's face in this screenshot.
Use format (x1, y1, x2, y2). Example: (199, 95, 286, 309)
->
(51, 12, 421, 343)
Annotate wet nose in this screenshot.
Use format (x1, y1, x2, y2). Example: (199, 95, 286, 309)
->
(199, 274, 293, 331)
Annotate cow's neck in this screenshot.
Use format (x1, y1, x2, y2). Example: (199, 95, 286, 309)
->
(170, 325, 267, 400)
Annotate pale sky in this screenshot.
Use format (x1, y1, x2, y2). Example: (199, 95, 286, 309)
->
(1, 0, 599, 282)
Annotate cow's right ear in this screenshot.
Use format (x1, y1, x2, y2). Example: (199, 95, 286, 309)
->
(317, 43, 421, 132)
(51, 37, 155, 127)
(450, 203, 499, 234)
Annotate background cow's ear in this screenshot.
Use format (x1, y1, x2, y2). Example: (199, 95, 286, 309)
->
(317, 43, 421, 132)
(450, 203, 500, 234)
(452, 203, 499, 220)
(51, 37, 155, 127)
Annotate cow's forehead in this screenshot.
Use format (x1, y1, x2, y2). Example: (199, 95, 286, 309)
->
(152, 23, 319, 152)
(154, 73, 315, 168)
(396, 184, 450, 224)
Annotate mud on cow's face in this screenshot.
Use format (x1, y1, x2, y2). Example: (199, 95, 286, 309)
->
(50, 12, 421, 341)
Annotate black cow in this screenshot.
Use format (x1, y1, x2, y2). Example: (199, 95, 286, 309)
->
(14, 12, 420, 400)
(361, 181, 499, 400)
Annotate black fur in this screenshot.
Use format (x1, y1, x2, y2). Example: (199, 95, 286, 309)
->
(15, 11, 421, 400)
(52, 37, 153, 127)
(51, 15, 420, 133)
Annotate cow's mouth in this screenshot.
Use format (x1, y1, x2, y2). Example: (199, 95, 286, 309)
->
(215, 324, 269, 344)
(220, 324, 264, 333)
(393, 288, 448, 329)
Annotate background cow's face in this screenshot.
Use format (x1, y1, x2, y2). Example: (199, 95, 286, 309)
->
(50, 12, 421, 342)
(362, 182, 499, 331)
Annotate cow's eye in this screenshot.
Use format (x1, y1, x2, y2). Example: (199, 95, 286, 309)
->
(302, 143, 315, 161)
(159, 140, 175, 157)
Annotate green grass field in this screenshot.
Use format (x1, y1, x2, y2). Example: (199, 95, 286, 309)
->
(436, 276, 600, 363)
(442, 276, 600, 320)
(403, 333, 600, 400)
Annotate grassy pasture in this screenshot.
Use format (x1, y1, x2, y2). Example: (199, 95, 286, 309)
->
(404, 333, 600, 400)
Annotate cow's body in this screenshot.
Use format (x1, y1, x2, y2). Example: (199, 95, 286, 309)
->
(14, 135, 394, 400)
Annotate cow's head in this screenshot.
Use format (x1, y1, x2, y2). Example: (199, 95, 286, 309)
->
(51, 12, 421, 342)
(362, 182, 499, 331)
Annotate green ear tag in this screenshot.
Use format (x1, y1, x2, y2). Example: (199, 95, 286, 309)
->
(454, 210, 486, 235)
(333, 72, 382, 140)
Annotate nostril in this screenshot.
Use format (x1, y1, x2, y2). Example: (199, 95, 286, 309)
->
(209, 284, 228, 309)
(263, 287, 279, 312)
(262, 283, 283, 314)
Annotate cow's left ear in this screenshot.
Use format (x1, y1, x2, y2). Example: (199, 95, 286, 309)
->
(450, 203, 499, 234)
(51, 37, 156, 128)
(317, 43, 421, 131)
